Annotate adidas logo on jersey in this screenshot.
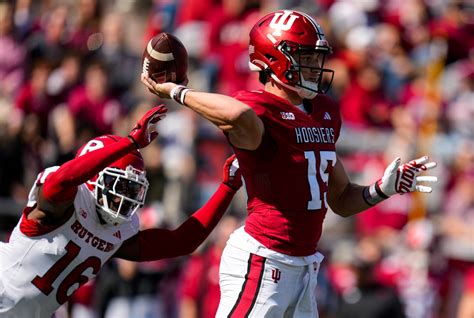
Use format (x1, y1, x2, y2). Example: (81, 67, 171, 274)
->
(323, 112, 331, 120)
(281, 112, 295, 120)
(113, 231, 121, 239)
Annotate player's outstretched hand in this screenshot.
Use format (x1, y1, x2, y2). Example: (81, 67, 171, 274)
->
(222, 155, 243, 191)
(141, 73, 186, 99)
(379, 156, 438, 196)
(129, 105, 167, 148)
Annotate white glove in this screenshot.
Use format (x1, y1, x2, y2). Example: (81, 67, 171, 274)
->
(364, 156, 438, 206)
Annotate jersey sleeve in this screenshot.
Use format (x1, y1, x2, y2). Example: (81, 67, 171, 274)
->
(26, 167, 61, 208)
(233, 90, 268, 117)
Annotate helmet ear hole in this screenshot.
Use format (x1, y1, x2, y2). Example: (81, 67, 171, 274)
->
(258, 71, 268, 84)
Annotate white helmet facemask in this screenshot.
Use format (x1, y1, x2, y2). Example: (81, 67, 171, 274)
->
(93, 165, 149, 225)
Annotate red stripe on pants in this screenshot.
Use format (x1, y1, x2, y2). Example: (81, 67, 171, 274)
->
(229, 254, 266, 318)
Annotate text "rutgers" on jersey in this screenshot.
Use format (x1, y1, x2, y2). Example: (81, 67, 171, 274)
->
(70, 220, 115, 252)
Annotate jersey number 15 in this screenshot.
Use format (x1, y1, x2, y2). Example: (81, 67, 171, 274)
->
(305, 151, 336, 210)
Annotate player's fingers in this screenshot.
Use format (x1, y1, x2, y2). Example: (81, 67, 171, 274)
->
(143, 80, 152, 89)
(141, 73, 152, 86)
(232, 158, 239, 169)
(142, 74, 160, 92)
(142, 72, 154, 83)
(147, 119, 158, 132)
(229, 159, 239, 177)
(145, 105, 167, 117)
(424, 162, 437, 170)
(151, 105, 168, 116)
(412, 156, 429, 166)
(143, 80, 155, 92)
(387, 157, 401, 174)
(415, 185, 432, 193)
(150, 114, 166, 124)
(416, 176, 437, 183)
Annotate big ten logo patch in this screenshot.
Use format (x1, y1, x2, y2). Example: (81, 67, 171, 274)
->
(281, 112, 295, 120)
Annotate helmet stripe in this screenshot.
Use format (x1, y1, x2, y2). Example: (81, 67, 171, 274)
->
(266, 33, 277, 44)
(298, 11, 325, 39)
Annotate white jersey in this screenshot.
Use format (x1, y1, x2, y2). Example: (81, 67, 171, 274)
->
(0, 167, 140, 318)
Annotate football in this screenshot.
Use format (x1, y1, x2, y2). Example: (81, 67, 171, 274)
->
(142, 33, 188, 84)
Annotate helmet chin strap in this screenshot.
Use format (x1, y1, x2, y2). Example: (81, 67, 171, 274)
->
(270, 73, 318, 99)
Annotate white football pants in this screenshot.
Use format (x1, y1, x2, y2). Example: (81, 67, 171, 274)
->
(216, 239, 322, 317)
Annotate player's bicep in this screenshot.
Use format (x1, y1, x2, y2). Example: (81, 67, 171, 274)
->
(228, 109, 264, 150)
(327, 155, 350, 209)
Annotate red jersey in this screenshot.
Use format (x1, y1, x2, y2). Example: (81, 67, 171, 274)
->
(231, 90, 342, 256)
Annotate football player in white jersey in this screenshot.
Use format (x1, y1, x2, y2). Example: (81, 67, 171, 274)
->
(0, 105, 243, 318)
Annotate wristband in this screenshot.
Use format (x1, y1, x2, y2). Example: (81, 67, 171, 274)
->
(170, 85, 185, 101)
(363, 180, 390, 206)
(170, 85, 192, 105)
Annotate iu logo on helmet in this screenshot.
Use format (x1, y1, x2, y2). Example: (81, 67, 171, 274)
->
(269, 11, 299, 37)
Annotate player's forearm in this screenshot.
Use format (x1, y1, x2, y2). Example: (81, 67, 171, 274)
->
(132, 183, 236, 261)
(183, 91, 263, 149)
(184, 91, 253, 130)
(328, 183, 373, 217)
(42, 137, 135, 202)
(188, 183, 236, 232)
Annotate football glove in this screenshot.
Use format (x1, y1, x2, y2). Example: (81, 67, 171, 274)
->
(222, 155, 242, 191)
(364, 156, 437, 206)
(129, 105, 167, 148)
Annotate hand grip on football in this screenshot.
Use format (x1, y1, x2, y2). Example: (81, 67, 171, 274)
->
(141, 73, 181, 99)
(142, 33, 188, 85)
(128, 105, 167, 148)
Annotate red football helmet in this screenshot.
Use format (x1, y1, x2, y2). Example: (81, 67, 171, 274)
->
(249, 10, 334, 99)
(76, 135, 149, 225)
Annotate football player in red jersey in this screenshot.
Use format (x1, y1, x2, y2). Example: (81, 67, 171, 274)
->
(142, 10, 437, 318)
(0, 105, 243, 317)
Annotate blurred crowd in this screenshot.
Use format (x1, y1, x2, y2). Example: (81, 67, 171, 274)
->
(0, 0, 472, 317)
